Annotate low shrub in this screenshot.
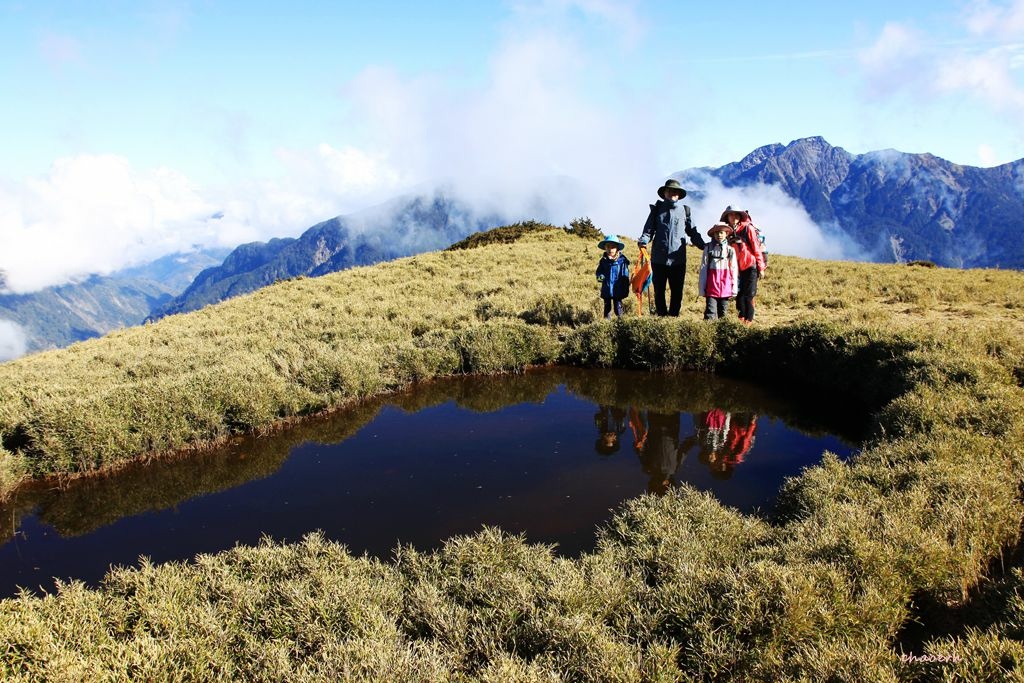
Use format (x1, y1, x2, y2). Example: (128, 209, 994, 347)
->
(565, 216, 604, 242)
(446, 222, 561, 251)
(559, 318, 721, 372)
(453, 322, 558, 374)
(519, 294, 594, 327)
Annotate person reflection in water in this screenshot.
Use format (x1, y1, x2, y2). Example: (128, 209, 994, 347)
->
(697, 410, 758, 480)
(631, 407, 692, 494)
(593, 404, 627, 456)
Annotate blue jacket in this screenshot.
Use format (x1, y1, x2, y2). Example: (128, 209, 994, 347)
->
(595, 253, 631, 300)
(639, 200, 705, 266)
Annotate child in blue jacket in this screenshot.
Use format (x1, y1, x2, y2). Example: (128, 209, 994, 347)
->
(595, 234, 631, 319)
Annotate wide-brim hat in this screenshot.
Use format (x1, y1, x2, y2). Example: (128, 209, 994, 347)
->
(707, 222, 734, 237)
(598, 234, 625, 250)
(657, 178, 687, 199)
(720, 205, 748, 222)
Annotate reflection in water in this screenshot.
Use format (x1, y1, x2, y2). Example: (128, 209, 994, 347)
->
(0, 368, 862, 598)
(629, 409, 689, 495)
(694, 410, 758, 481)
(593, 406, 626, 456)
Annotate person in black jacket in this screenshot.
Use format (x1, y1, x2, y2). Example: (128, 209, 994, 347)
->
(638, 179, 705, 316)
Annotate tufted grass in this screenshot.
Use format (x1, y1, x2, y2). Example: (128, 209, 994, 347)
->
(1, 226, 1024, 679)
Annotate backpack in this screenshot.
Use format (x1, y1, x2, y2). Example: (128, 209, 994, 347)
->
(756, 226, 767, 266)
(737, 221, 767, 266)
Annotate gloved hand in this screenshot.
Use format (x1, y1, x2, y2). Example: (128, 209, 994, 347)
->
(596, 274, 605, 282)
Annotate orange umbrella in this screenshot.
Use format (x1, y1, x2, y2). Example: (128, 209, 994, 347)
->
(630, 244, 653, 316)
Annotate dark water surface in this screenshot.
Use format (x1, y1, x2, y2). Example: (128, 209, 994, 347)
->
(0, 368, 861, 598)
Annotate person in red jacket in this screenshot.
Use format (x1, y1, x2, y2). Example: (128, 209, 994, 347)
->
(720, 206, 766, 324)
(722, 412, 757, 466)
(700, 411, 758, 480)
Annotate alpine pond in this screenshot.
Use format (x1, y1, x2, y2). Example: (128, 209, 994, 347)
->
(0, 367, 860, 598)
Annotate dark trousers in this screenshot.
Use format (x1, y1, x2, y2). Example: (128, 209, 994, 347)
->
(704, 297, 728, 320)
(736, 268, 759, 321)
(603, 297, 624, 318)
(651, 262, 686, 316)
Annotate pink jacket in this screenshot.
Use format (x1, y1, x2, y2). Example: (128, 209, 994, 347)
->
(698, 239, 739, 298)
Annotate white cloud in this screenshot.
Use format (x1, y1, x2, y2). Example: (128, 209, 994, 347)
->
(334, 23, 664, 235)
(682, 175, 849, 261)
(0, 155, 219, 292)
(965, 0, 1024, 39)
(0, 0, 674, 293)
(978, 143, 1000, 165)
(976, 141, 1018, 166)
(0, 319, 27, 362)
(0, 147, 419, 293)
(936, 44, 1024, 113)
(858, 22, 921, 69)
(857, 22, 930, 99)
(858, 6, 1024, 122)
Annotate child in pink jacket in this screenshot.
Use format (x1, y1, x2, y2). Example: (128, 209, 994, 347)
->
(697, 222, 739, 320)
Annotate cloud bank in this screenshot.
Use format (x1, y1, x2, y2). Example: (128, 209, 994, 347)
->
(858, 1, 1024, 131)
(0, 1, 668, 293)
(1, 0, 882, 295)
(335, 24, 663, 234)
(0, 146, 425, 294)
(0, 319, 27, 362)
(679, 175, 850, 261)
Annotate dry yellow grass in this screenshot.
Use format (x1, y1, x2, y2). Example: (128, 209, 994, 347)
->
(1, 225, 1024, 680)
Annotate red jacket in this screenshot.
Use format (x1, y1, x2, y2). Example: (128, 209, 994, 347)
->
(731, 220, 766, 274)
(722, 415, 757, 465)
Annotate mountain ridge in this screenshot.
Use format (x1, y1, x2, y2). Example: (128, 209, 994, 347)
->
(148, 191, 501, 320)
(0, 248, 229, 355)
(681, 136, 1024, 268)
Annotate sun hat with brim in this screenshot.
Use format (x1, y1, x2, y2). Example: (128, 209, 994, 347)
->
(598, 234, 625, 250)
(657, 178, 687, 199)
(720, 206, 748, 222)
(707, 222, 734, 237)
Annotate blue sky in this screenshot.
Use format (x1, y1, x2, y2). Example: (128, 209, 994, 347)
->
(1, 0, 1023, 294)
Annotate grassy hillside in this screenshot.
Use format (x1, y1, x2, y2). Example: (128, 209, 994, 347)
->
(2, 225, 1024, 680)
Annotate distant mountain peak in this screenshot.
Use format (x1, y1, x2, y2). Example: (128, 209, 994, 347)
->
(681, 137, 1024, 268)
(789, 135, 834, 148)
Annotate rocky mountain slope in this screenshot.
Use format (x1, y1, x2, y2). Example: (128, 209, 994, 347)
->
(149, 191, 499, 319)
(0, 248, 228, 354)
(682, 136, 1024, 268)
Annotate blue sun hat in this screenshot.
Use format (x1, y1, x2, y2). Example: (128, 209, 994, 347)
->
(598, 234, 625, 250)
